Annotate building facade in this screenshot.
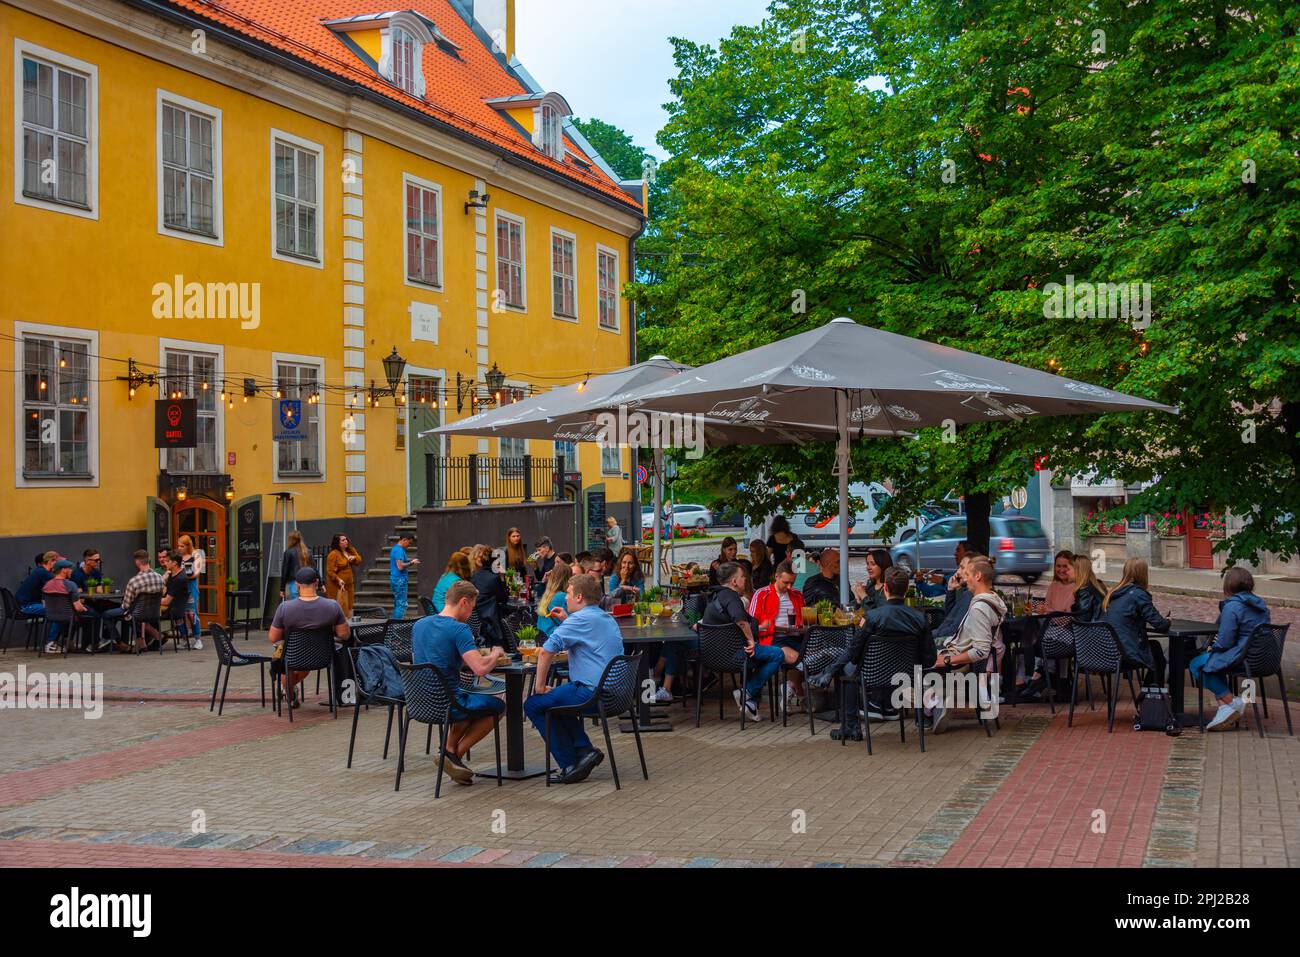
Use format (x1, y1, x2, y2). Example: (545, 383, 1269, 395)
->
(1, 0, 643, 618)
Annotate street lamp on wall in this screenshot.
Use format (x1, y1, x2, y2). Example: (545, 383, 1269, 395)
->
(368, 346, 408, 408)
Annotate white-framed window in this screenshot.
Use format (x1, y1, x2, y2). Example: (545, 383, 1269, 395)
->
(14, 322, 98, 486)
(157, 91, 222, 244)
(551, 228, 577, 320)
(601, 444, 622, 475)
(14, 40, 98, 219)
(379, 13, 427, 97)
(597, 244, 621, 331)
(161, 345, 221, 474)
(403, 174, 442, 288)
(270, 129, 323, 267)
(500, 436, 527, 477)
(273, 355, 325, 480)
(554, 440, 577, 471)
(495, 211, 526, 309)
(538, 103, 562, 160)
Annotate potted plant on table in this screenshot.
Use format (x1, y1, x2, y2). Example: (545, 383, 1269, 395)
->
(99, 577, 114, 594)
(815, 599, 835, 627)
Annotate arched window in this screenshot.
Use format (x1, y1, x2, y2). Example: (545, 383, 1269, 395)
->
(392, 27, 417, 94)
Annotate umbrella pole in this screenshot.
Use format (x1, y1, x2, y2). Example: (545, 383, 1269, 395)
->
(652, 448, 664, 587)
(836, 390, 851, 607)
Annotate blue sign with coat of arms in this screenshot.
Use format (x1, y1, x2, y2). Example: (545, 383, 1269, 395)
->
(274, 399, 305, 442)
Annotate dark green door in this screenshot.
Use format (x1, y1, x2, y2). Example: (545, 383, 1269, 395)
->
(408, 377, 442, 509)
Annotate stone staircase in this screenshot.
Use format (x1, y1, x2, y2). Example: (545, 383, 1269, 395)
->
(352, 515, 422, 618)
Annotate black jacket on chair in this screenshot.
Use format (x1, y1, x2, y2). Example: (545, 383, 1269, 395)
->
(1071, 582, 1105, 622)
(1101, 584, 1169, 669)
(826, 599, 933, 679)
(470, 568, 508, 645)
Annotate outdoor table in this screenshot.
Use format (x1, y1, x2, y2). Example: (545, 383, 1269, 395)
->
(483, 658, 546, 780)
(225, 588, 255, 640)
(79, 591, 124, 607)
(75, 592, 124, 651)
(1151, 619, 1218, 726)
(617, 617, 699, 733)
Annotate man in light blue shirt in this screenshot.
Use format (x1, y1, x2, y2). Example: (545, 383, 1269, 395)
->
(389, 533, 418, 619)
(524, 573, 623, 784)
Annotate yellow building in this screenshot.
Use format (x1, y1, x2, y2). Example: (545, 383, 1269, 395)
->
(0, 0, 643, 621)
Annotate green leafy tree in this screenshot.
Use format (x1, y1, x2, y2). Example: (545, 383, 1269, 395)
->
(632, 0, 1299, 564)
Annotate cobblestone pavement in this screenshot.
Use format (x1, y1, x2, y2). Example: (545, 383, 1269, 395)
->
(0, 622, 1295, 867)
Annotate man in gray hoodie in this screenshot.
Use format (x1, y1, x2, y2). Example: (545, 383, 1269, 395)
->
(927, 558, 1006, 733)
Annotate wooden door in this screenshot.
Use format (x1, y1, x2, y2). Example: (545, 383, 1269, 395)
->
(1186, 508, 1215, 569)
(174, 499, 226, 626)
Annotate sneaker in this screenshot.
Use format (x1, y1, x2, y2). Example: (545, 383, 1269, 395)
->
(866, 705, 900, 722)
(733, 688, 762, 721)
(653, 686, 673, 704)
(442, 753, 474, 785)
(192, 637, 203, 651)
(1205, 703, 1241, 732)
(96, 637, 114, 652)
(1231, 696, 1246, 713)
(929, 705, 950, 734)
(44, 641, 60, 654)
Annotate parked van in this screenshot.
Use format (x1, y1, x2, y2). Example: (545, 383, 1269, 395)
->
(787, 482, 896, 552)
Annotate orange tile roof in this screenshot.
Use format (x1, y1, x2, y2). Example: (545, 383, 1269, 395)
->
(159, 1, 642, 213)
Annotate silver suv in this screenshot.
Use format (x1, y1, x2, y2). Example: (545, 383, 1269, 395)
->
(890, 515, 1052, 582)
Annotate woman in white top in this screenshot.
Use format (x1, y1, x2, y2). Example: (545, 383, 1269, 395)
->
(177, 534, 205, 650)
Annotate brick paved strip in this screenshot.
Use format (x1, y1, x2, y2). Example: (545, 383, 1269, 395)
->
(1144, 731, 1205, 867)
(0, 708, 333, 809)
(0, 838, 464, 868)
(936, 704, 1170, 868)
(894, 713, 1051, 866)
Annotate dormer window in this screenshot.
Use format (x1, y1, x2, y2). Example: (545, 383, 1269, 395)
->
(539, 104, 562, 160)
(391, 26, 418, 94)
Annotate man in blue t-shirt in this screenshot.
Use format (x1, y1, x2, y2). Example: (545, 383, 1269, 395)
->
(412, 579, 505, 785)
(524, 573, 624, 784)
(389, 533, 419, 619)
(16, 551, 58, 615)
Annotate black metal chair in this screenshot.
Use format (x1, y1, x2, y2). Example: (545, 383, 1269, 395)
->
(693, 623, 753, 729)
(1195, 623, 1291, 738)
(126, 591, 165, 653)
(801, 626, 853, 735)
(40, 590, 83, 656)
(467, 610, 482, 642)
(394, 662, 502, 797)
(226, 590, 257, 641)
(383, 618, 416, 663)
(352, 605, 388, 621)
(544, 652, 647, 790)
(209, 623, 271, 715)
(276, 626, 338, 722)
(1036, 613, 1077, 714)
(350, 620, 387, 647)
(346, 643, 406, 768)
(850, 635, 921, 755)
(1, 587, 44, 653)
(163, 601, 191, 652)
(419, 595, 437, 617)
(1069, 620, 1138, 732)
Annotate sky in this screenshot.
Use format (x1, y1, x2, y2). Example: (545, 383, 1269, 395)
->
(514, 0, 773, 160)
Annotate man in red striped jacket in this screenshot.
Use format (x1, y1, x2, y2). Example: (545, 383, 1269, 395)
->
(747, 560, 806, 711)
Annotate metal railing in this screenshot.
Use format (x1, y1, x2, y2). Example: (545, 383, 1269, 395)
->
(423, 454, 564, 506)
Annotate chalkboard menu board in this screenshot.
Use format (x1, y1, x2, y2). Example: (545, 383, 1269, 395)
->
(151, 500, 171, 555)
(586, 489, 606, 549)
(235, 498, 262, 595)
(1127, 514, 1149, 532)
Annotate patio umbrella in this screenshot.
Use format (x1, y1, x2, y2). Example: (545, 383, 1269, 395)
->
(421, 357, 869, 584)
(590, 317, 1178, 602)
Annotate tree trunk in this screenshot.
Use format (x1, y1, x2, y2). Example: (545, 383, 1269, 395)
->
(965, 491, 991, 559)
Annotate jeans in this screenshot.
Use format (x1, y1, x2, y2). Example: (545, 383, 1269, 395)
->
(391, 576, 408, 620)
(451, 690, 506, 723)
(98, 607, 125, 643)
(661, 638, 698, 678)
(1188, 652, 1230, 698)
(524, 681, 599, 768)
(20, 602, 43, 616)
(743, 643, 784, 701)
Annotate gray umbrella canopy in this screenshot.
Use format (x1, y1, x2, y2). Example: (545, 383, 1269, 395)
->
(423, 354, 881, 446)
(604, 317, 1176, 432)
